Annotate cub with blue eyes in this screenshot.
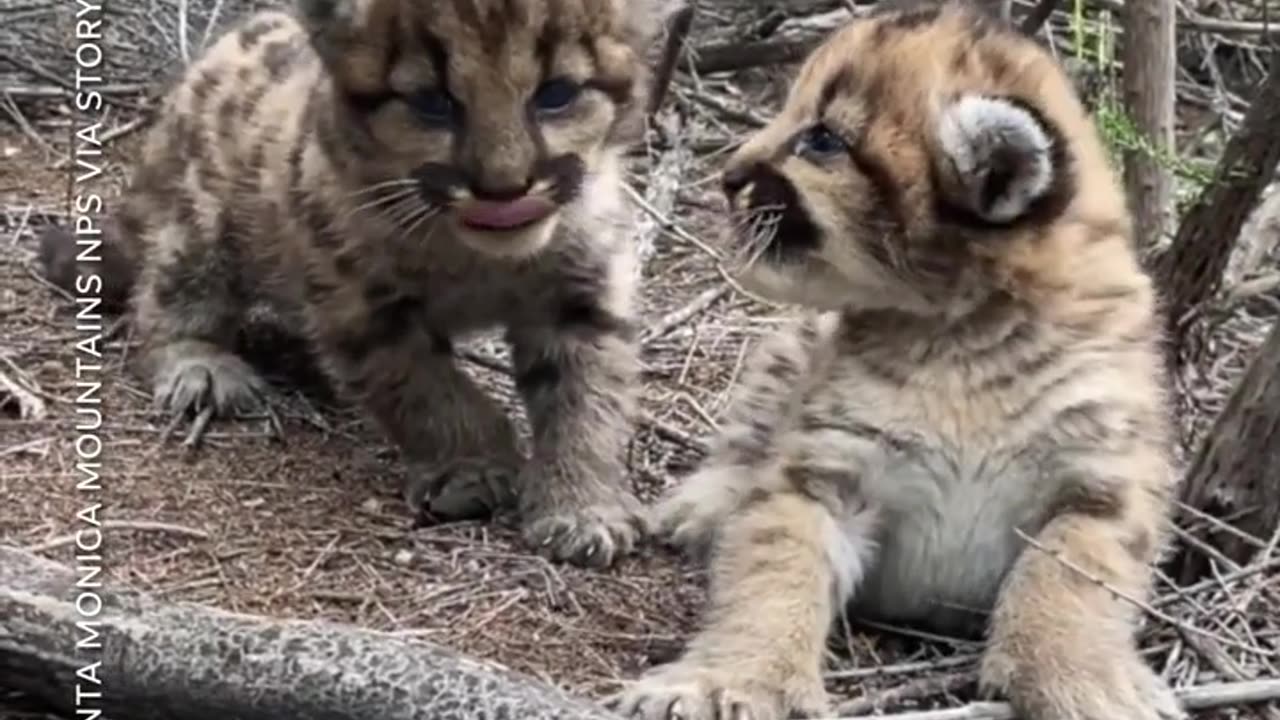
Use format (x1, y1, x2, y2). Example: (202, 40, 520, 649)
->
(614, 1, 1182, 718)
(37, 0, 685, 568)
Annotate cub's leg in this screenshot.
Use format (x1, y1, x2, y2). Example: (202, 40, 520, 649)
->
(310, 291, 521, 521)
(506, 313, 643, 568)
(131, 218, 271, 442)
(613, 489, 868, 720)
(653, 316, 832, 556)
(981, 509, 1183, 720)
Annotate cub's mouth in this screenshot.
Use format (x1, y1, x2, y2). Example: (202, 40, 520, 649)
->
(415, 154, 585, 237)
(722, 164, 821, 269)
(455, 196, 558, 233)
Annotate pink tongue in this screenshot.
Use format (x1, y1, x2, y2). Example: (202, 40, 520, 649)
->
(459, 197, 555, 230)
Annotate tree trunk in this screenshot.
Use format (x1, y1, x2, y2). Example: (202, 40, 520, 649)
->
(1157, 62, 1280, 349)
(1176, 319, 1280, 581)
(0, 547, 619, 720)
(1121, 0, 1176, 251)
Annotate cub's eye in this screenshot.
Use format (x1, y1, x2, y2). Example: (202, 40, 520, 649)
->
(796, 124, 846, 159)
(408, 88, 457, 125)
(532, 78, 581, 113)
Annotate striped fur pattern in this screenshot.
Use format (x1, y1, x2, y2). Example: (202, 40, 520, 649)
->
(51, 0, 685, 568)
(614, 2, 1181, 718)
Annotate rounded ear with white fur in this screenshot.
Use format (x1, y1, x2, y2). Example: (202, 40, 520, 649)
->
(934, 94, 1061, 224)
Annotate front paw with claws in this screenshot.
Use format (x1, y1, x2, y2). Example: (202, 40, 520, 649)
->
(608, 663, 828, 720)
(981, 647, 1186, 720)
(405, 457, 520, 523)
(519, 476, 644, 569)
(650, 465, 748, 558)
(151, 347, 279, 449)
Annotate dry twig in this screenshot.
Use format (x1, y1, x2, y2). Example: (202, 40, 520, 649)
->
(24, 520, 212, 553)
(1013, 528, 1275, 657)
(0, 361, 46, 420)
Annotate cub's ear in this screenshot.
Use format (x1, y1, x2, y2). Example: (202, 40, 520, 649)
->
(293, 0, 385, 71)
(934, 94, 1061, 225)
(293, 0, 378, 57)
(622, 0, 690, 50)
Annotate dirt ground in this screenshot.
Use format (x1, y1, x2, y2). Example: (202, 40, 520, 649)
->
(2, 78, 1277, 720)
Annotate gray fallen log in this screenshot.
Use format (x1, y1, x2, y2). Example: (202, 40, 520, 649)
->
(0, 546, 620, 720)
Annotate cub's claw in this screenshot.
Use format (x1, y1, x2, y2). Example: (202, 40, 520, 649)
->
(405, 457, 519, 524)
(521, 490, 644, 569)
(981, 647, 1186, 720)
(152, 351, 277, 450)
(607, 664, 827, 720)
(649, 465, 748, 559)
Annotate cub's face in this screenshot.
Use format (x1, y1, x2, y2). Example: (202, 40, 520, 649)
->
(299, 0, 682, 258)
(719, 2, 1087, 315)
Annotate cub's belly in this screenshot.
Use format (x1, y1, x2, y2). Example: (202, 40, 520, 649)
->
(854, 514, 1018, 637)
(846, 458, 1049, 637)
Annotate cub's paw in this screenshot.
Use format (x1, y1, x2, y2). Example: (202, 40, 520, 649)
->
(520, 486, 644, 569)
(651, 466, 747, 557)
(405, 457, 520, 523)
(154, 349, 267, 415)
(981, 649, 1185, 720)
(607, 663, 828, 720)
(152, 347, 276, 448)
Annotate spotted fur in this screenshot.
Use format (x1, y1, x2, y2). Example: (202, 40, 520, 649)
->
(39, 0, 686, 568)
(613, 3, 1182, 718)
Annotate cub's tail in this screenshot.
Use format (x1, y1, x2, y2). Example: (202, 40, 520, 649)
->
(36, 218, 138, 314)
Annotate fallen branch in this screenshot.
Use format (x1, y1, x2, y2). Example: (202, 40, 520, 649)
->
(686, 37, 817, 74)
(0, 546, 621, 720)
(682, 6, 855, 75)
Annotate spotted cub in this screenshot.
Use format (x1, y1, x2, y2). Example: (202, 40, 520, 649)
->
(40, 0, 685, 568)
(614, 2, 1181, 718)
